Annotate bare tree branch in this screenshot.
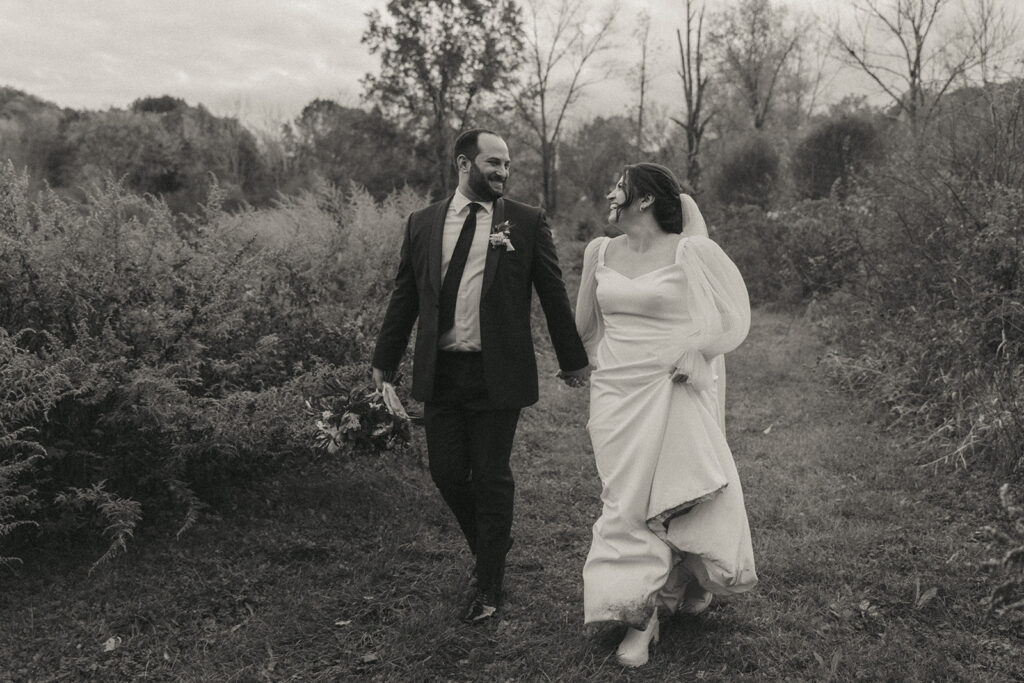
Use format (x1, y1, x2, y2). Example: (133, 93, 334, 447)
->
(514, 0, 619, 213)
(831, 0, 1008, 132)
(707, 0, 807, 130)
(675, 0, 713, 191)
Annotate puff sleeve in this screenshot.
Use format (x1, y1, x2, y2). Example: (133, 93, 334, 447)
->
(574, 237, 606, 365)
(673, 235, 751, 431)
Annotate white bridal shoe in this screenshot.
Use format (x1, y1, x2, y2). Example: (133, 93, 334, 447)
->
(615, 610, 660, 668)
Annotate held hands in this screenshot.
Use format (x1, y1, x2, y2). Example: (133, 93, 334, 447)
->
(378, 364, 592, 391)
(558, 366, 591, 388)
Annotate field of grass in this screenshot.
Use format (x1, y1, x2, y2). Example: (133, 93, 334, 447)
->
(2, 309, 1021, 681)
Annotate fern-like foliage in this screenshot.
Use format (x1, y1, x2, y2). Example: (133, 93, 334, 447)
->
(984, 483, 1024, 623)
(0, 328, 74, 566)
(0, 448, 41, 568)
(54, 481, 143, 574)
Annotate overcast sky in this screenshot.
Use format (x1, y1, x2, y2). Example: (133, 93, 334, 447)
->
(1, 0, 387, 126)
(1, 0, 1014, 131)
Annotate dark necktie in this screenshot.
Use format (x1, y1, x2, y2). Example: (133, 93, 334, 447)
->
(438, 202, 481, 335)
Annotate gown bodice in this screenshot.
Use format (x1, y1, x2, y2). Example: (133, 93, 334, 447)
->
(594, 238, 706, 372)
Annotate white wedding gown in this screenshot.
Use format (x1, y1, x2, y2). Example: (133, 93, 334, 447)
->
(576, 206, 757, 627)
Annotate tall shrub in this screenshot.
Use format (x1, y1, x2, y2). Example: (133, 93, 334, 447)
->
(791, 115, 883, 199)
(819, 149, 1024, 471)
(712, 135, 781, 208)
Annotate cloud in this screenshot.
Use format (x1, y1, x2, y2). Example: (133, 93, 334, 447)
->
(0, 0, 383, 123)
(0, 0, 895, 132)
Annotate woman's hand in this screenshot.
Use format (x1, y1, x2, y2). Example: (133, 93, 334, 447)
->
(671, 350, 716, 392)
(670, 370, 689, 384)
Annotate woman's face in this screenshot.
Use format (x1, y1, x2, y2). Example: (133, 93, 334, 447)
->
(606, 175, 628, 224)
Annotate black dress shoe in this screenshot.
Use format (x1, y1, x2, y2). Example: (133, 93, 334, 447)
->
(461, 589, 499, 624)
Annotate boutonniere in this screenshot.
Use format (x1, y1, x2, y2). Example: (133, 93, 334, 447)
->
(489, 220, 515, 251)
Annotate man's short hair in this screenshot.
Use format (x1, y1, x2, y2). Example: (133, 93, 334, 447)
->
(453, 128, 500, 166)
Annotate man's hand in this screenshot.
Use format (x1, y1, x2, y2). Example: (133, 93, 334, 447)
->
(372, 367, 386, 391)
(558, 366, 590, 388)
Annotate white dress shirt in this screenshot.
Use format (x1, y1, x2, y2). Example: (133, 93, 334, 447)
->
(438, 189, 492, 351)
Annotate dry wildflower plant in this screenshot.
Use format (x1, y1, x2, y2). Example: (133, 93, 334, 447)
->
(982, 483, 1024, 624)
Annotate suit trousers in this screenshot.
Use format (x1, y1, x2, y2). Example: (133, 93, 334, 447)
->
(424, 351, 520, 601)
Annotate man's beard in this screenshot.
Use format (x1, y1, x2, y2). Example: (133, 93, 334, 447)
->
(468, 162, 505, 201)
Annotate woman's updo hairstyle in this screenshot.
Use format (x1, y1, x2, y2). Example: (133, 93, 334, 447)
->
(619, 163, 684, 234)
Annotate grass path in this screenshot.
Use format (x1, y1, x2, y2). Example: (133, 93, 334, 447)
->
(2, 309, 1021, 681)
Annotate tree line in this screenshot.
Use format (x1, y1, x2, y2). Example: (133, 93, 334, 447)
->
(2, 0, 1018, 217)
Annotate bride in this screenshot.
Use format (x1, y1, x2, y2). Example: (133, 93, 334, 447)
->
(575, 163, 757, 667)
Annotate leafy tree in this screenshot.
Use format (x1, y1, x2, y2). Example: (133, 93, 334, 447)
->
(560, 115, 633, 205)
(792, 115, 884, 199)
(362, 0, 524, 197)
(282, 99, 431, 198)
(132, 95, 189, 114)
(708, 0, 807, 130)
(712, 134, 780, 207)
(0, 87, 69, 190)
(63, 110, 182, 196)
(136, 99, 269, 209)
(53, 98, 269, 211)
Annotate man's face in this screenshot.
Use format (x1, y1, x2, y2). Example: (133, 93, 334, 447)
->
(461, 133, 510, 201)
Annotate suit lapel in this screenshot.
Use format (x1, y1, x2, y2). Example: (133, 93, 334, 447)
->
(481, 197, 504, 298)
(427, 197, 453, 296)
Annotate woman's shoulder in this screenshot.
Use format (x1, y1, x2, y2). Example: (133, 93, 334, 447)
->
(679, 233, 712, 247)
(586, 234, 613, 251)
(678, 234, 726, 256)
(677, 235, 743, 276)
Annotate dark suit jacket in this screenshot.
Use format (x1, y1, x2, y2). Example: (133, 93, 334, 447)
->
(372, 196, 588, 408)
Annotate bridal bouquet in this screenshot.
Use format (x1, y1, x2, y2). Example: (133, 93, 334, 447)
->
(309, 380, 411, 456)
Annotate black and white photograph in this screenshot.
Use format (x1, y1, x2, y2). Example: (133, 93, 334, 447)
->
(1, 0, 1023, 679)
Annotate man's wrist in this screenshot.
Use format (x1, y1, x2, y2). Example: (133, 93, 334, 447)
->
(373, 367, 398, 383)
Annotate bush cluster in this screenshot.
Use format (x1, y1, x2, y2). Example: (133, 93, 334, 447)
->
(721, 83, 1024, 479)
(816, 163, 1024, 473)
(0, 161, 422, 567)
(710, 83, 1024, 478)
(711, 135, 781, 209)
(791, 115, 885, 200)
(709, 198, 860, 306)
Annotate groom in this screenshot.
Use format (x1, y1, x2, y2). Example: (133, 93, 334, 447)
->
(372, 129, 590, 623)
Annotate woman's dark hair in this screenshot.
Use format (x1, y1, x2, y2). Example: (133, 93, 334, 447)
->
(619, 163, 684, 234)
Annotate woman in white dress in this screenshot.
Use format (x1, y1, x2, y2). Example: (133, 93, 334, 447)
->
(575, 163, 757, 667)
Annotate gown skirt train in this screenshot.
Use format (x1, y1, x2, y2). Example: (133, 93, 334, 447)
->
(579, 235, 758, 627)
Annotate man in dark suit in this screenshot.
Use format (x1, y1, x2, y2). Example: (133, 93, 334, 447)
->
(372, 129, 590, 623)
